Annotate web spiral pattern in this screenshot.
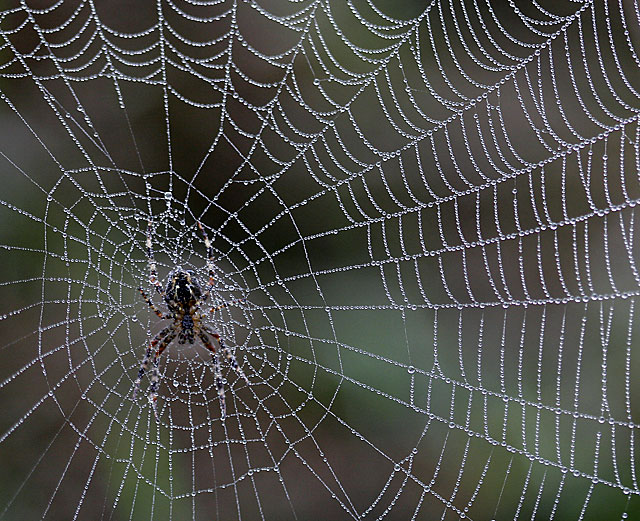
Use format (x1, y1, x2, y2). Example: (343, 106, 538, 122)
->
(1, 0, 639, 519)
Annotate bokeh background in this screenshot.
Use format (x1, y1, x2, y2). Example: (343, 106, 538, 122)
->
(1, 0, 639, 519)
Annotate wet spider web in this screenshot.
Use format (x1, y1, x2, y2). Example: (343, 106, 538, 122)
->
(0, 0, 639, 519)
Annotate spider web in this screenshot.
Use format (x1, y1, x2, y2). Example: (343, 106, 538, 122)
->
(0, 0, 639, 519)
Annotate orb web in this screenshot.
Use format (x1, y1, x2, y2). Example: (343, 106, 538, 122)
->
(0, 0, 639, 519)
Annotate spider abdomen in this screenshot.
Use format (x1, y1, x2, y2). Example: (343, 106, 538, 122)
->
(166, 269, 202, 309)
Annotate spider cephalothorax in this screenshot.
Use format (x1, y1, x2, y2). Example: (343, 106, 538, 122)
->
(132, 223, 248, 419)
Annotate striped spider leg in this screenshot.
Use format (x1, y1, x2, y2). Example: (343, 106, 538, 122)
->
(198, 222, 247, 313)
(146, 221, 165, 296)
(200, 326, 250, 417)
(132, 327, 177, 419)
(197, 221, 215, 301)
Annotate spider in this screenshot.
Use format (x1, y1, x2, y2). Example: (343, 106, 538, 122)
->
(132, 222, 248, 420)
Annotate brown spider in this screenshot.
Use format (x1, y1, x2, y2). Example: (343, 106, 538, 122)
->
(132, 222, 248, 419)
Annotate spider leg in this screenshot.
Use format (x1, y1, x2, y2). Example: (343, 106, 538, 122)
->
(197, 222, 215, 301)
(146, 222, 165, 295)
(204, 326, 249, 385)
(148, 330, 178, 420)
(138, 287, 169, 319)
(132, 326, 172, 399)
(199, 331, 227, 417)
(209, 297, 246, 314)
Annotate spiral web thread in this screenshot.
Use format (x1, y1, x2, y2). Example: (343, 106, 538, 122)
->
(0, 0, 639, 519)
